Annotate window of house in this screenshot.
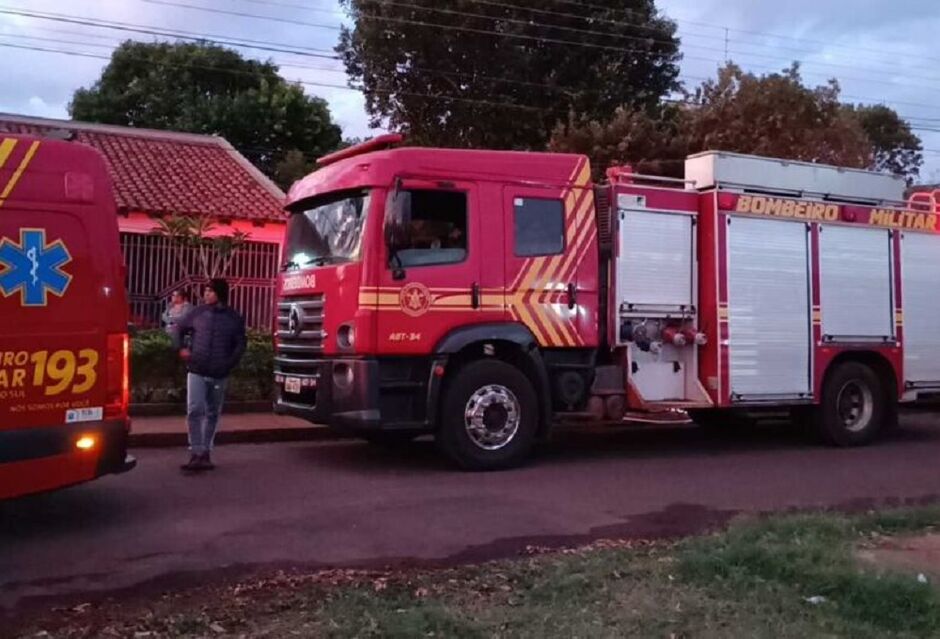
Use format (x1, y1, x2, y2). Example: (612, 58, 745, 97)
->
(395, 189, 468, 268)
(514, 198, 565, 256)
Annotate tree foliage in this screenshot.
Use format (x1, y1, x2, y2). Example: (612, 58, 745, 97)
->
(71, 41, 343, 188)
(847, 104, 923, 181)
(550, 64, 923, 183)
(337, 0, 681, 150)
(152, 214, 248, 282)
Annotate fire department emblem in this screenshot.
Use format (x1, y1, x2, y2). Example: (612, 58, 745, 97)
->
(0, 228, 72, 306)
(400, 282, 432, 317)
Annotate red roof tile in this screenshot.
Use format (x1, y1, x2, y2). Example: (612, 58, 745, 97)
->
(0, 113, 286, 222)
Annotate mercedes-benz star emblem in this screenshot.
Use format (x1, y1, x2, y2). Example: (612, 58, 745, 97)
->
(288, 304, 304, 337)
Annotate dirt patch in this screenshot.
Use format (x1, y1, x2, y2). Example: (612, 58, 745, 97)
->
(857, 533, 940, 581)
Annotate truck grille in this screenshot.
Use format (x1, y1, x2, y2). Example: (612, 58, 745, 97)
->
(275, 295, 325, 371)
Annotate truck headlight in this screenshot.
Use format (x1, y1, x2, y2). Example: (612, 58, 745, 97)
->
(337, 323, 355, 350)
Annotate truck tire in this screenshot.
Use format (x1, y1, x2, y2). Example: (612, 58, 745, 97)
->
(437, 359, 539, 471)
(816, 361, 886, 447)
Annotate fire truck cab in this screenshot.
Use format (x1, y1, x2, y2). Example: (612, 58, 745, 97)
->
(276, 135, 929, 470)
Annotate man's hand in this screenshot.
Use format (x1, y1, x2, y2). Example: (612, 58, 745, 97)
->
(179, 348, 191, 361)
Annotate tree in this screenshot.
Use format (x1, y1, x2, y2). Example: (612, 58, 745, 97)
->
(71, 41, 343, 188)
(273, 137, 368, 189)
(550, 105, 688, 180)
(152, 214, 248, 284)
(847, 104, 923, 182)
(337, 0, 681, 150)
(550, 63, 923, 182)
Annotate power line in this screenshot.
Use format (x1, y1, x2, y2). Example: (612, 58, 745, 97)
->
(0, 6, 339, 58)
(6, 34, 940, 132)
(356, 0, 681, 48)
(142, 0, 940, 95)
(7, 4, 940, 130)
(0, 8, 679, 99)
(140, 0, 345, 29)
(0, 32, 122, 50)
(0, 40, 555, 113)
(141, 0, 687, 57)
(446, 0, 940, 70)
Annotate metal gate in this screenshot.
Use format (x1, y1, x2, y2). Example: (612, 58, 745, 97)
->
(120, 232, 279, 331)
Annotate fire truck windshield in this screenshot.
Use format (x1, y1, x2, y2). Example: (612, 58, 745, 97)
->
(283, 190, 371, 270)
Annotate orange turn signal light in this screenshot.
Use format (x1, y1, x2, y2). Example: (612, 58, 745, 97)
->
(75, 436, 97, 451)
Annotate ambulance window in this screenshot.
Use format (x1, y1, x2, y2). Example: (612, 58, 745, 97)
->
(396, 189, 468, 268)
(514, 198, 564, 256)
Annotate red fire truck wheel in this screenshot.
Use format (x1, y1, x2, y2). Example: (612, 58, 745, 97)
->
(816, 361, 887, 447)
(438, 359, 539, 471)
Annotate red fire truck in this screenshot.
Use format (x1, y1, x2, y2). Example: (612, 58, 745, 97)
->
(0, 133, 134, 499)
(275, 134, 933, 470)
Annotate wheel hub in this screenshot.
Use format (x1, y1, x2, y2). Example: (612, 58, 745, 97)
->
(836, 380, 874, 433)
(464, 384, 521, 450)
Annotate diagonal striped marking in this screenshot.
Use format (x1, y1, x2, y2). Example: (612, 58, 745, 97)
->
(0, 138, 17, 170)
(508, 158, 585, 294)
(535, 186, 595, 346)
(521, 166, 592, 346)
(0, 140, 40, 209)
(507, 157, 590, 346)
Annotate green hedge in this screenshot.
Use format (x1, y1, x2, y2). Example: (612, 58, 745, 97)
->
(130, 330, 274, 404)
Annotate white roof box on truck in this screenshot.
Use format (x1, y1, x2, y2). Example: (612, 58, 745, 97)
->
(685, 150, 906, 205)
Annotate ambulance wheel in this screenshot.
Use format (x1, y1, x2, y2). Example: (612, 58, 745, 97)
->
(438, 359, 539, 471)
(816, 362, 886, 447)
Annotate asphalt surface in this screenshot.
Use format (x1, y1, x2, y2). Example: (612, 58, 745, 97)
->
(3, 413, 940, 613)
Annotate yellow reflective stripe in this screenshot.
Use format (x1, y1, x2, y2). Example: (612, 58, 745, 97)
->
(0, 140, 40, 208)
(0, 138, 17, 170)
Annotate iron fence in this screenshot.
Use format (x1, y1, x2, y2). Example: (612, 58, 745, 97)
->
(121, 232, 280, 331)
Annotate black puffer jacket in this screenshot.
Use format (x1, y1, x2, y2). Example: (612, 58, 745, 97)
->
(172, 304, 247, 379)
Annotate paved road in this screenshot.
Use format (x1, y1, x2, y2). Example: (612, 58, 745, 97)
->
(3, 414, 940, 611)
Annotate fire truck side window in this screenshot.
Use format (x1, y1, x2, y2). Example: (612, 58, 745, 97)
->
(514, 198, 565, 257)
(396, 189, 468, 268)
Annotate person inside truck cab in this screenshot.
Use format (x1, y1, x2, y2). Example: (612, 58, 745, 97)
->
(400, 190, 468, 264)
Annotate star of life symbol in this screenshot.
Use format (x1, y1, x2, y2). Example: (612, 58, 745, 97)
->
(0, 228, 72, 306)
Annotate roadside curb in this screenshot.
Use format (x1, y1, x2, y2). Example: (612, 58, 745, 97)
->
(129, 426, 349, 448)
(130, 402, 273, 417)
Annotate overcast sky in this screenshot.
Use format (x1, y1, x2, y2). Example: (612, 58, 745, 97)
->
(1, 0, 939, 180)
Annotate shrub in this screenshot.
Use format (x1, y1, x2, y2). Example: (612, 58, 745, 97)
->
(130, 329, 274, 404)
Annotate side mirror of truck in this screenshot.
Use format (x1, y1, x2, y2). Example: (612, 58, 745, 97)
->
(385, 189, 412, 278)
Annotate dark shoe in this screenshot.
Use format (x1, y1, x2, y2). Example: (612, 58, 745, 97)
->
(197, 453, 215, 471)
(180, 455, 200, 471)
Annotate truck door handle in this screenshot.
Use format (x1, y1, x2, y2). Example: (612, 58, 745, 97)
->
(471, 282, 481, 309)
(567, 283, 577, 310)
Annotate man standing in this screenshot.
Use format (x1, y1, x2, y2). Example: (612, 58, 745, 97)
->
(172, 279, 246, 472)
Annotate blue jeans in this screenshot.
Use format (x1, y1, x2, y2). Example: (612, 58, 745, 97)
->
(187, 374, 227, 455)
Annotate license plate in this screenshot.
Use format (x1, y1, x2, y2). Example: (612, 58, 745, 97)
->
(284, 377, 302, 394)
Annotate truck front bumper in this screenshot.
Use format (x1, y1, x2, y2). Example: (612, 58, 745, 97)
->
(275, 358, 381, 431)
(274, 357, 439, 434)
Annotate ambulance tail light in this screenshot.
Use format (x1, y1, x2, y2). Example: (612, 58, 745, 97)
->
(105, 333, 130, 421)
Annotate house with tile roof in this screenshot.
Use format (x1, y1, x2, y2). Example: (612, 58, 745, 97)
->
(0, 113, 287, 329)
